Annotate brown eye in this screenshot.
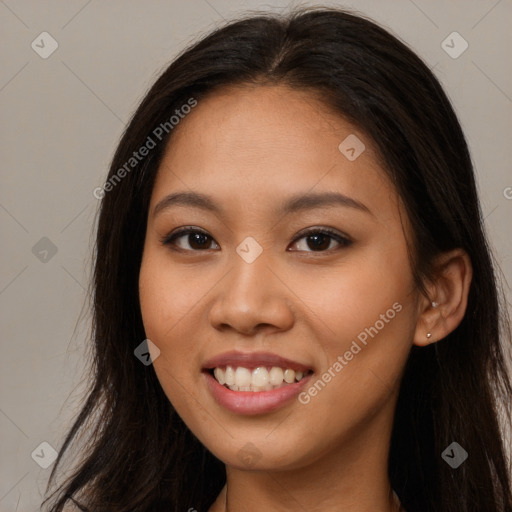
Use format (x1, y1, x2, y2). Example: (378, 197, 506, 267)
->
(161, 228, 220, 251)
(161, 226, 352, 253)
(289, 228, 352, 253)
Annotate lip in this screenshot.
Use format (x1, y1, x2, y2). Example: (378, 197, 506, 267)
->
(203, 370, 312, 415)
(202, 350, 312, 372)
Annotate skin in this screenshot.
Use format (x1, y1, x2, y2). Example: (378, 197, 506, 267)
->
(138, 84, 472, 512)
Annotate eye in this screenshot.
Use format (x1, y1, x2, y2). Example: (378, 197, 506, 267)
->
(161, 227, 220, 251)
(289, 227, 352, 252)
(161, 226, 352, 253)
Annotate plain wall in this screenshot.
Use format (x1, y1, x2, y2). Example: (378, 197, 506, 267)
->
(1, 0, 510, 510)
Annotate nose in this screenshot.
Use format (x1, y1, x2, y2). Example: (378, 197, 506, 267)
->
(208, 251, 295, 336)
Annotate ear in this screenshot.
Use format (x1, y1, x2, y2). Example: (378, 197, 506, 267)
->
(413, 249, 472, 347)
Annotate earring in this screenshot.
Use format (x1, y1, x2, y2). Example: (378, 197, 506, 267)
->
(426, 333, 432, 339)
(432, 301, 439, 308)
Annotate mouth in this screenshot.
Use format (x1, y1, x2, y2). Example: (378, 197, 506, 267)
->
(202, 351, 314, 414)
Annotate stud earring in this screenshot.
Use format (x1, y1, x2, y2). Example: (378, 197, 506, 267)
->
(432, 301, 439, 308)
(426, 333, 432, 339)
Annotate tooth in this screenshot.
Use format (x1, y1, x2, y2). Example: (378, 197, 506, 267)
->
(225, 366, 236, 386)
(219, 365, 308, 390)
(284, 369, 296, 383)
(269, 367, 284, 385)
(214, 367, 225, 385)
(251, 367, 269, 387)
(235, 367, 252, 387)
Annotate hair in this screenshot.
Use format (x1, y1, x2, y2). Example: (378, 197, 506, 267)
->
(42, 6, 512, 512)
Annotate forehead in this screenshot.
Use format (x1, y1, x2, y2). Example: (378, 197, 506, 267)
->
(151, 84, 396, 218)
(163, 84, 379, 163)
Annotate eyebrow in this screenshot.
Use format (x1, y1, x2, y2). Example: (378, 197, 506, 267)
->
(153, 191, 372, 217)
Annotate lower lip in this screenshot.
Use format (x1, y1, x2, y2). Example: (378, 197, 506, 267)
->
(203, 371, 312, 415)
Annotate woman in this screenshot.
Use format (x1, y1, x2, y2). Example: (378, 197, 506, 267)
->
(43, 7, 512, 512)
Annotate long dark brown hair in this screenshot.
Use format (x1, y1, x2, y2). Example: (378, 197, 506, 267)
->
(42, 7, 512, 512)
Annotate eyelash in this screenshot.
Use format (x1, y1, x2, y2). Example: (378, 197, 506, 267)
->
(160, 226, 353, 253)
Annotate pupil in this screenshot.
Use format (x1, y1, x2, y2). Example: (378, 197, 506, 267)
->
(308, 234, 330, 251)
(190, 233, 209, 249)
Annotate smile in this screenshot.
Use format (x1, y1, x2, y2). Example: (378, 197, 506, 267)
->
(202, 351, 314, 414)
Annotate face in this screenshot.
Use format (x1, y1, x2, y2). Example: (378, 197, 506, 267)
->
(139, 84, 421, 471)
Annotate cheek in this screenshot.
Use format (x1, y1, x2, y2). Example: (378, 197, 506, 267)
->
(139, 249, 202, 341)
(295, 248, 414, 343)
(138, 251, 197, 383)
(138, 248, 216, 420)
(292, 244, 416, 410)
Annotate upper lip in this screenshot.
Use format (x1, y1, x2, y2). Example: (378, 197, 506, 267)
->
(202, 351, 312, 372)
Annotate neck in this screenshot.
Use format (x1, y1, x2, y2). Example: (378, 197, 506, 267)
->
(217, 475, 400, 512)
(209, 403, 401, 512)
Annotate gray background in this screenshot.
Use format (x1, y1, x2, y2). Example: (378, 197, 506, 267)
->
(1, 0, 511, 510)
